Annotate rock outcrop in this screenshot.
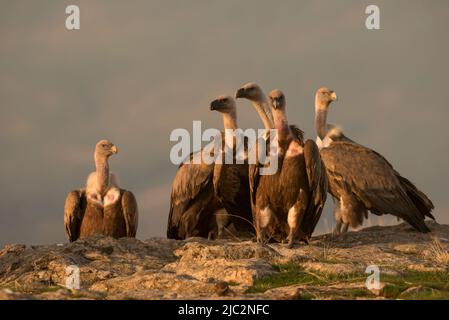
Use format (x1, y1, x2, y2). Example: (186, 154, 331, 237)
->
(0, 222, 448, 300)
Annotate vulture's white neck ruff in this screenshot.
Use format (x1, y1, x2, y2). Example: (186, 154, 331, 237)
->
(316, 126, 343, 150)
(85, 172, 119, 207)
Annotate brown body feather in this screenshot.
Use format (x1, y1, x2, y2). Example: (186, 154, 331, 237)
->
(167, 150, 217, 239)
(300, 140, 328, 238)
(251, 135, 327, 244)
(64, 140, 138, 242)
(167, 133, 254, 240)
(321, 140, 434, 232)
(64, 189, 138, 242)
(314, 88, 433, 233)
(64, 190, 86, 242)
(255, 150, 310, 221)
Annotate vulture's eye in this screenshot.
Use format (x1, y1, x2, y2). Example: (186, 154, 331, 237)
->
(102, 144, 107, 148)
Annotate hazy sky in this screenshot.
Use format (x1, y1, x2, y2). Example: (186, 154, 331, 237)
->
(1, 0, 448, 246)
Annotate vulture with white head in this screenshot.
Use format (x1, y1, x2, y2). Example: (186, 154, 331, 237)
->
(236, 86, 327, 247)
(235, 82, 305, 144)
(64, 140, 138, 241)
(210, 96, 254, 236)
(167, 96, 254, 240)
(235, 83, 305, 212)
(314, 88, 434, 234)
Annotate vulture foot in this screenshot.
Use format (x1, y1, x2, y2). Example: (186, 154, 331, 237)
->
(256, 227, 269, 244)
(285, 241, 295, 249)
(333, 221, 342, 236)
(332, 221, 349, 235)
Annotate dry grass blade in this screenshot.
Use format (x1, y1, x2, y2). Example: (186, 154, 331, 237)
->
(321, 234, 337, 261)
(214, 213, 257, 234)
(428, 237, 449, 267)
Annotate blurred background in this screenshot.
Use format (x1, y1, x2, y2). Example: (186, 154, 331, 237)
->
(1, 0, 448, 245)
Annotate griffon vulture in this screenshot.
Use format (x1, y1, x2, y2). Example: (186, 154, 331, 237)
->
(235, 82, 305, 205)
(210, 96, 254, 236)
(64, 140, 138, 242)
(166, 150, 220, 239)
(235, 82, 305, 143)
(314, 88, 434, 234)
(237, 86, 327, 247)
(167, 96, 254, 240)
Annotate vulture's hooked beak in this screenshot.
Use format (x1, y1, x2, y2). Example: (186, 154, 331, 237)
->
(330, 91, 338, 101)
(235, 88, 245, 99)
(271, 98, 280, 110)
(111, 145, 118, 154)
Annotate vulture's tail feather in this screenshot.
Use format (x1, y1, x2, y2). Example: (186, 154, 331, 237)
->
(397, 175, 435, 220)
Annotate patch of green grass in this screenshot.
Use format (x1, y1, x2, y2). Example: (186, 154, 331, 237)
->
(70, 289, 107, 300)
(381, 270, 449, 299)
(70, 290, 88, 299)
(227, 281, 240, 286)
(1, 285, 18, 292)
(400, 289, 449, 300)
(246, 263, 365, 294)
(40, 285, 66, 293)
(298, 293, 315, 300)
(247, 264, 449, 300)
(383, 270, 449, 291)
(346, 288, 372, 299)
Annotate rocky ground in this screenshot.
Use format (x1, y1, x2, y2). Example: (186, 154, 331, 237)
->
(1, 221, 448, 300)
